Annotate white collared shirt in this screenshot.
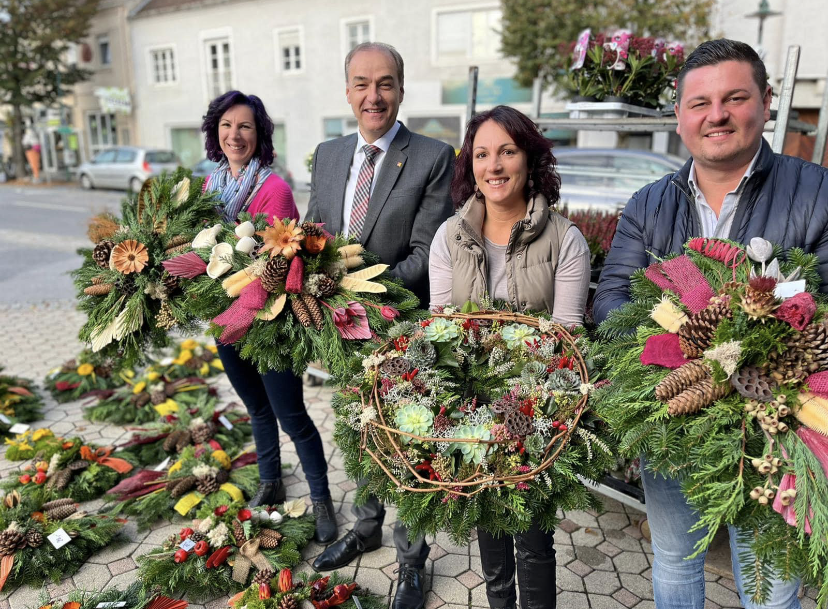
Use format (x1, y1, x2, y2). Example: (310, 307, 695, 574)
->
(687, 146, 761, 239)
(342, 120, 402, 238)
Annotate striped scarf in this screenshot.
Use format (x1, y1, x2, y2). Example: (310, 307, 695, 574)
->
(208, 157, 272, 222)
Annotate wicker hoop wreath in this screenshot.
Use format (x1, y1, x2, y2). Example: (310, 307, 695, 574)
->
(358, 311, 588, 497)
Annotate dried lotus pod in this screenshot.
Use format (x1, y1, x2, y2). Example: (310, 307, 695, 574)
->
(730, 366, 774, 402)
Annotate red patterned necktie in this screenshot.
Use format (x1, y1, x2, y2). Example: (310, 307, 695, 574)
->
(348, 144, 382, 239)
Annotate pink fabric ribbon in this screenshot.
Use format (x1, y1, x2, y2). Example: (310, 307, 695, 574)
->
(640, 333, 688, 369)
(212, 279, 269, 344)
(644, 255, 715, 314)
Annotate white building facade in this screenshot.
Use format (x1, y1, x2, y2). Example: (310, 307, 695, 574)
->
(127, 0, 556, 183)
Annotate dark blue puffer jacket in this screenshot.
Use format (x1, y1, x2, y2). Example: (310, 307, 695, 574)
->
(594, 139, 828, 325)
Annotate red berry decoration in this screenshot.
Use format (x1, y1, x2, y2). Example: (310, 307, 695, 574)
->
(194, 540, 209, 556)
(559, 424, 568, 432)
(552, 421, 560, 429)
(237, 508, 252, 522)
(214, 505, 229, 517)
(33, 471, 47, 484)
(179, 527, 194, 541)
(18, 474, 31, 484)
(173, 548, 189, 563)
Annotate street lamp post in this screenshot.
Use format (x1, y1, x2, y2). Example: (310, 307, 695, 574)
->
(745, 0, 782, 49)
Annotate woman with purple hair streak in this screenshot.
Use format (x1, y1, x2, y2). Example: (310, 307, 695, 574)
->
(201, 91, 337, 544)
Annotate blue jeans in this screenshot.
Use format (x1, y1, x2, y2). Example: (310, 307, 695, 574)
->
(216, 342, 330, 501)
(641, 457, 801, 609)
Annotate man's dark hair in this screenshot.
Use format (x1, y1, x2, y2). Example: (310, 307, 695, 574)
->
(451, 105, 560, 208)
(201, 90, 275, 166)
(676, 39, 768, 103)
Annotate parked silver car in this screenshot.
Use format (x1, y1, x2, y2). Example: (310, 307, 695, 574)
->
(555, 148, 685, 211)
(78, 147, 181, 192)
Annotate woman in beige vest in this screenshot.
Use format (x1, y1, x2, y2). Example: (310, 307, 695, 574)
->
(428, 105, 591, 609)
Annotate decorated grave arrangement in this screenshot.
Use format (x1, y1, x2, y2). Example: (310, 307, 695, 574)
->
(118, 397, 251, 466)
(0, 493, 123, 590)
(85, 370, 215, 425)
(333, 308, 614, 543)
(0, 367, 42, 434)
(72, 171, 220, 367)
(155, 339, 224, 379)
(166, 213, 422, 375)
(4, 429, 72, 462)
(137, 500, 314, 601)
(43, 350, 129, 403)
(3, 441, 134, 503)
(31, 582, 189, 609)
(594, 237, 828, 603)
(107, 446, 258, 529)
(228, 570, 385, 609)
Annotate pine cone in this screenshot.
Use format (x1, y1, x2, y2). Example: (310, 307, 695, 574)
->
(0, 530, 27, 556)
(678, 301, 732, 358)
(94, 365, 112, 378)
(655, 360, 711, 402)
(215, 469, 230, 484)
(168, 476, 196, 498)
(804, 321, 828, 369)
(51, 468, 75, 491)
(196, 475, 220, 495)
(84, 283, 113, 296)
(201, 350, 214, 363)
(382, 357, 411, 377)
(162, 273, 179, 295)
(254, 567, 275, 585)
(163, 430, 184, 453)
(667, 377, 733, 416)
(767, 330, 819, 385)
(67, 459, 90, 471)
(175, 430, 192, 453)
(190, 423, 214, 444)
(189, 530, 206, 543)
(165, 234, 190, 250)
(301, 293, 325, 331)
(290, 297, 312, 328)
(26, 529, 44, 548)
(133, 392, 151, 408)
(233, 519, 247, 546)
(46, 503, 77, 521)
(278, 595, 299, 609)
(504, 410, 534, 438)
(261, 257, 290, 292)
(257, 528, 283, 549)
(93, 240, 115, 268)
(42, 498, 75, 511)
(741, 277, 779, 319)
(731, 365, 774, 401)
(150, 390, 167, 405)
(165, 242, 191, 255)
(316, 275, 338, 298)
(300, 222, 324, 238)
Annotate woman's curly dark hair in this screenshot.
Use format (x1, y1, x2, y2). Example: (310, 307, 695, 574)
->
(451, 105, 561, 209)
(201, 90, 275, 166)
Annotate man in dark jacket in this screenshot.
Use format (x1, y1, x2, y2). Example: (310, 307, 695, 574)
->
(595, 39, 828, 609)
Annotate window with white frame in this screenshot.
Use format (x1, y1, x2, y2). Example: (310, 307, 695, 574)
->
(205, 38, 232, 98)
(278, 29, 302, 73)
(435, 6, 501, 63)
(323, 117, 358, 140)
(87, 112, 118, 154)
(98, 34, 111, 66)
(151, 47, 177, 84)
(344, 19, 371, 52)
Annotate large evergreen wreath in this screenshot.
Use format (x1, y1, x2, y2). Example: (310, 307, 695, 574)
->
(594, 237, 828, 604)
(43, 350, 128, 403)
(0, 367, 42, 431)
(170, 213, 422, 376)
(334, 310, 614, 543)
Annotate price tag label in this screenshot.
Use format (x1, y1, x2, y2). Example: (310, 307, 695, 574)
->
(96, 603, 127, 608)
(154, 456, 171, 472)
(8, 423, 30, 434)
(179, 538, 196, 552)
(48, 528, 72, 549)
(0, 414, 11, 425)
(775, 279, 806, 299)
(218, 415, 234, 430)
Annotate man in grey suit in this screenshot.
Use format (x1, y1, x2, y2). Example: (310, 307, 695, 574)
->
(306, 42, 454, 609)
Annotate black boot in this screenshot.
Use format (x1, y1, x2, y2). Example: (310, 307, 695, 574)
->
(313, 498, 338, 545)
(248, 480, 286, 508)
(312, 528, 382, 571)
(392, 564, 425, 609)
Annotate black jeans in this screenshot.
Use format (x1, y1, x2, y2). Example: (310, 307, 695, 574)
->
(216, 342, 330, 501)
(476, 522, 556, 609)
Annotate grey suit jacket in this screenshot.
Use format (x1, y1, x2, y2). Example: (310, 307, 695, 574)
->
(305, 122, 454, 306)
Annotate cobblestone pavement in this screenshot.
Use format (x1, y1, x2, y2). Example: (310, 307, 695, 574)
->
(0, 302, 820, 609)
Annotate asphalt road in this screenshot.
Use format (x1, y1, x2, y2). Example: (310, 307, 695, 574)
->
(0, 183, 310, 304)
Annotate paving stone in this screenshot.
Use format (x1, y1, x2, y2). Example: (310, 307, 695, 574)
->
(359, 546, 399, 569)
(204, 596, 232, 609)
(622, 524, 643, 540)
(565, 509, 599, 528)
(640, 567, 652, 581)
(703, 600, 721, 609)
(704, 582, 741, 607)
(598, 511, 631, 531)
(89, 540, 140, 564)
(433, 553, 469, 577)
(72, 561, 112, 589)
(456, 570, 483, 589)
(7, 585, 49, 606)
(557, 518, 580, 533)
(354, 566, 393, 596)
(800, 597, 818, 609)
(108, 557, 136, 575)
(704, 569, 720, 582)
(469, 583, 489, 608)
(588, 594, 628, 609)
(430, 575, 469, 605)
(556, 565, 586, 592)
(716, 576, 738, 593)
(611, 588, 641, 608)
(567, 559, 593, 578)
(556, 545, 575, 566)
(424, 591, 445, 609)
(597, 541, 623, 558)
(603, 528, 643, 552)
(618, 573, 655, 600)
(574, 545, 612, 570)
(570, 527, 603, 547)
(552, 528, 571, 546)
(613, 551, 650, 574)
(555, 591, 589, 609)
(584, 570, 621, 595)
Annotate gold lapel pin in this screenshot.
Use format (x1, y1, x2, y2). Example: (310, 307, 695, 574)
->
(397, 162, 402, 167)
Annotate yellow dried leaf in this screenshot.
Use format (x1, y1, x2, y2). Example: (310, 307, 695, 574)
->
(256, 294, 287, 321)
(340, 276, 387, 293)
(222, 266, 257, 297)
(346, 264, 389, 281)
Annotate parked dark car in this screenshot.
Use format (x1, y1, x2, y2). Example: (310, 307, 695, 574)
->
(192, 157, 295, 190)
(555, 148, 685, 211)
(78, 147, 180, 192)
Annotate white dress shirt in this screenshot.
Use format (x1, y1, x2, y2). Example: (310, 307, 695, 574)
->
(687, 146, 761, 239)
(342, 121, 401, 238)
